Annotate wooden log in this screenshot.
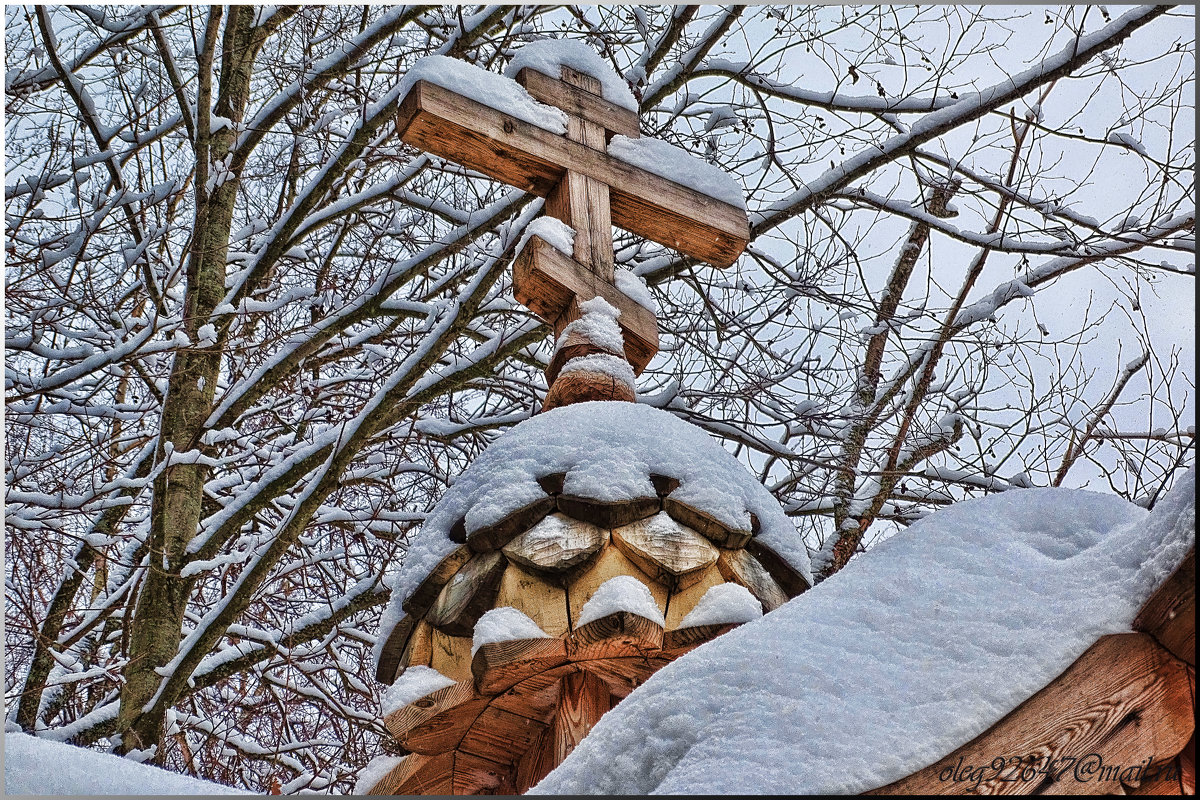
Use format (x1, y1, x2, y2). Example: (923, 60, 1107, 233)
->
(426, 550, 507, 637)
(459, 705, 550, 767)
(365, 752, 453, 796)
(514, 67, 640, 140)
(868, 633, 1195, 795)
(375, 614, 416, 684)
(489, 663, 577, 724)
(1134, 545, 1195, 666)
(472, 636, 569, 696)
(567, 543, 668, 626)
(557, 494, 660, 530)
(568, 610, 664, 662)
(400, 544, 473, 617)
(661, 497, 753, 549)
(552, 670, 613, 763)
(386, 679, 488, 755)
(547, 343, 623, 388)
(452, 750, 517, 795)
(717, 548, 788, 612)
(495, 562, 572, 637)
(745, 537, 812, 598)
(580, 656, 671, 699)
(662, 623, 740, 660)
(401, 619, 434, 671)
(514, 724, 557, 794)
(663, 563, 727, 630)
(502, 512, 608, 575)
(395, 80, 749, 267)
(430, 628, 474, 685)
(542, 366, 636, 411)
(514, 236, 658, 374)
(466, 496, 555, 553)
(612, 512, 719, 589)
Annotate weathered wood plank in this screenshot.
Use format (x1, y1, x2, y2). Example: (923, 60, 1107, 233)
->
(427, 550, 507, 637)
(386, 679, 487, 755)
(612, 512, 719, 589)
(543, 365, 637, 410)
(579, 655, 671, 699)
(664, 563, 727, 630)
(662, 622, 740, 660)
(557, 493, 660, 529)
(567, 543, 668, 626)
(430, 628, 474, 685)
(745, 537, 812, 598)
(400, 544, 473, 617)
(401, 619, 434, 671)
(514, 67, 640, 140)
(472, 636, 569, 696)
(466, 496, 555, 553)
(452, 750, 517, 795)
(717, 548, 788, 612)
(395, 80, 749, 267)
(513, 723, 557, 794)
(514, 236, 658, 374)
(502, 512, 608, 575)
(662, 497, 752, 548)
(375, 614, 415, 684)
(868, 633, 1194, 795)
(459, 706, 549, 766)
(489, 663, 576, 723)
(567, 610, 664, 662)
(1134, 545, 1195, 666)
(552, 670, 613, 763)
(366, 752, 453, 796)
(495, 562, 572, 637)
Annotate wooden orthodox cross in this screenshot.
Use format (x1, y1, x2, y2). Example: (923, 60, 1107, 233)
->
(394, 62, 750, 406)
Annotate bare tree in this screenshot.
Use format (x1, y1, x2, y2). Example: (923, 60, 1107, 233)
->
(5, 4, 1193, 792)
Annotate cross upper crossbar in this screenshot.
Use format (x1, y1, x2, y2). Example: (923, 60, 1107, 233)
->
(394, 61, 750, 383)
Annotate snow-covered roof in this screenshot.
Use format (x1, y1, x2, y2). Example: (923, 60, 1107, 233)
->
(504, 39, 638, 112)
(3, 730, 248, 795)
(531, 468, 1195, 794)
(375, 402, 812, 669)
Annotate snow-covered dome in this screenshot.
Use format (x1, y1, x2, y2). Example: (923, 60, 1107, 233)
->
(374, 402, 811, 678)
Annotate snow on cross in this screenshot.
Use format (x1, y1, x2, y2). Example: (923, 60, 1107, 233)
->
(393, 45, 750, 407)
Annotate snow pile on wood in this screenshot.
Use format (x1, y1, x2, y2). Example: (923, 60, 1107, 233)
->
(608, 135, 746, 209)
(380, 665, 456, 716)
(553, 296, 626, 356)
(576, 575, 666, 627)
(505, 39, 637, 112)
(355, 754, 406, 796)
(615, 268, 656, 313)
(399, 55, 567, 134)
(375, 402, 812, 669)
(679, 583, 763, 628)
(531, 469, 1195, 794)
(3, 729, 248, 795)
(558, 352, 636, 390)
(472, 607, 552, 656)
(517, 216, 575, 257)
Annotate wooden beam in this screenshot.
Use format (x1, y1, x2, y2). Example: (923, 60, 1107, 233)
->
(514, 67, 640, 140)
(579, 656, 670, 699)
(452, 751, 516, 795)
(400, 544, 473, 617)
(567, 610, 664, 662)
(745, 537, 812, 598)
(514, 235, 658, 374)
(557, 493, 660, 529)
(662, 497, 753, 549)
(664, 564, 727, 630)
(386, 679, 487, 755)
(459, 706, 549, 767)
(716, 548, 788, 612)
(465, 496, 555, 553)
(396, 80, 749, 267)
(612, 513, 720, 589)
(552, 670, 613, 763)
(868, 633, 1195, 795)
(1135, 545, 1195, 666)
(472, 636, 569, 696)
(494, 562, 572, 637)
(366, 752, 453, 796)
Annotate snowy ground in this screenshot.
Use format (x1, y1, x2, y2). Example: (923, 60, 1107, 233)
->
(3, 728, 248, 795)
(532, 469, 1195, 794)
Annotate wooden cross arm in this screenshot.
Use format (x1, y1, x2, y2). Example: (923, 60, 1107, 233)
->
(396, 80, 750, 267)
(513, 68, 640, 141)
(514, 235, 658, 375)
